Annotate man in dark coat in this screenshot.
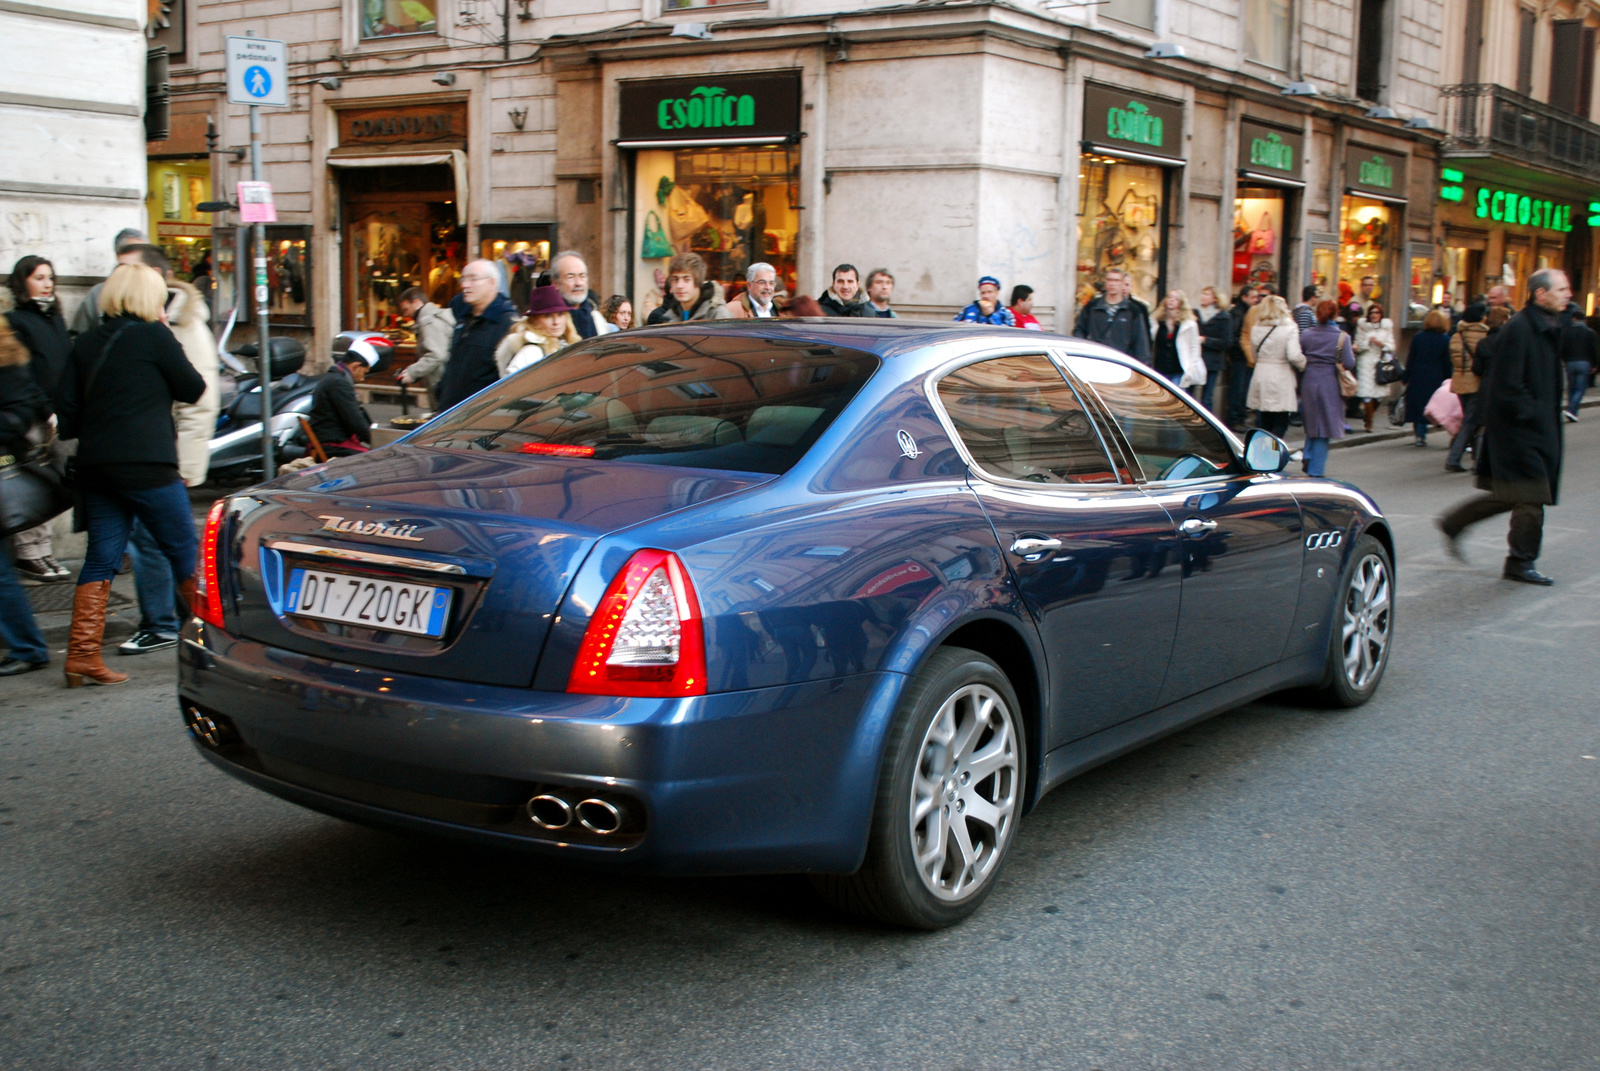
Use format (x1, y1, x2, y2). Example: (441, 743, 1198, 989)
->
(1438, 268, 1570, 585)
(435, 259, 517, 412)
(1073, 269, 1152, 361)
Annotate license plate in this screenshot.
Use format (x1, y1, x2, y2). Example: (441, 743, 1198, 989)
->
(282, 568, 452, 638)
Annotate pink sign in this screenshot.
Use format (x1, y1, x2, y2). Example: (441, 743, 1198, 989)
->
(236, 181, 277, 223)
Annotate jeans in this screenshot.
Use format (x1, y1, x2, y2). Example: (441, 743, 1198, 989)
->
(0, 540, 48, 663)
(1414, 418, 1429, 443)
(80, 482, 197, 598)
(1228, 357, 1253, 427)
(1303, 437, 1330, 477)
(1447, 392, 1480, 468)
(1440, 494, 1545, 563)
(1567, 360, 1590, 415)
(1200, 368, 1220, 414)
(128, 519, 180, 635)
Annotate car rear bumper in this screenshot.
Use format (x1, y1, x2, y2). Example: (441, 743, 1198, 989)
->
(177, 625, 902, 874)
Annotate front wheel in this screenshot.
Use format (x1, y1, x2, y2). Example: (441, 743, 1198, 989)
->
(1318, 533, 1394, 707)
(813, 647, 1025, 929)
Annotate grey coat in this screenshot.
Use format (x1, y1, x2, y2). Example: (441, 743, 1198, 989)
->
(405, 302, 456, 390)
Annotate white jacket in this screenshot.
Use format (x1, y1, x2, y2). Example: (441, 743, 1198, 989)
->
(165, 281, 221, 486)
(494, 328, 570, 378)
(1151, 317, 1206, 389)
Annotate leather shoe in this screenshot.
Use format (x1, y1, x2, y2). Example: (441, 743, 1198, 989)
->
(1435, 518, 1466, 563)
(1503, 564, 1554, 586)
(0, 657, 49, 676)
(1444, 464, 1466, 473)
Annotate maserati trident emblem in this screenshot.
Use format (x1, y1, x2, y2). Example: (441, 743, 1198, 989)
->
(317, 515, 426, 542)
(896, 429, 920, 459)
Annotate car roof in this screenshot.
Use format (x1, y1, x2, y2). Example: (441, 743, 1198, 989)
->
(628, 318, 1118, 364)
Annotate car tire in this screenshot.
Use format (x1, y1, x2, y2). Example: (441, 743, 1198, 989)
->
(1317, 533, 1394, 708)
(813, 646, 1025, 930)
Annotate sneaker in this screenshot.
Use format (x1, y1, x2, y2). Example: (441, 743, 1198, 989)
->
(41, 556, 70, 580)
(117, 629, 179, 656)
(13, 557, 61, 583)
(1563, 410, 1579, 423)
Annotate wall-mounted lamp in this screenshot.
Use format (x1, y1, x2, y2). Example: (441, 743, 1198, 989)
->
(432, 71, 457, 86)
(1143, 42, 1186, 59)
(516, 0, 533, 19)
(1403, 116, 1438, 130)
(1281, 81, 1320, 97)
(669, 22, 713, 40)
(1364, 105, 1398, 119)
(509, 106, 528, 130)
(318, 76, 342, 90)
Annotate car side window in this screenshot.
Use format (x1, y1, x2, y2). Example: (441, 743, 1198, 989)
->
(1062, 355, 1235, 482)
(936, 355, 1120, 485)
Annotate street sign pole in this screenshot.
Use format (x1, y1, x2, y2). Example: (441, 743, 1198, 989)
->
(249, 102, 274, 481)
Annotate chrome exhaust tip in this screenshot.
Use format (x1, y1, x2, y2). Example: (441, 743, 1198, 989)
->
(576, 798, 623, 835)
(527, 794, 573, 830)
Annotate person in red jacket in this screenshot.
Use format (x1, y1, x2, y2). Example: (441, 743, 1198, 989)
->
(1010, 285, 1042, 330)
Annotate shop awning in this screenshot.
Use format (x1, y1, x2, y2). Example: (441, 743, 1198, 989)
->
(614, 135, 798, 149)
(1080, 142, 1186, 168)
(327, 149, 468, 224)
(1343, 186, 1407, 206)
(1237, 169, 1306, 188)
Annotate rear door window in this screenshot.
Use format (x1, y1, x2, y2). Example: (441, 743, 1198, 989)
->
(409, 335, 880, 476)
(1061, 355, 1236, 482)
(936, 355, 1120, 484)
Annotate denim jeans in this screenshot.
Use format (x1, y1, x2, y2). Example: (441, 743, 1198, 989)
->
(128, 518, 180, 635)
(1567, 360, 1591, 416)
(1200, 368, 1220, 414)
(1414, 418, 1429, 443)
(1228, 357, 1253, 427)
(1303, 437, 1330, 477)
(0, 539, 48, 663)
(1448, 392, 1480, 468)
(79, 482, 197, 600)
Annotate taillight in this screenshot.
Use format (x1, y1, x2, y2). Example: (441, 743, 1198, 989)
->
(194, 499, 227, 628)
(567, 549, 706, 698)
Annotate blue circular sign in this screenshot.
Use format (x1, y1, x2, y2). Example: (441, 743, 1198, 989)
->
(243, 65, 272, 98)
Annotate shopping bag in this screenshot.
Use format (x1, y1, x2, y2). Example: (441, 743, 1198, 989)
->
(1424, 381, 1463, 436)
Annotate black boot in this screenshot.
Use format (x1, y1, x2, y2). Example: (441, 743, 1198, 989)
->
(1503, 561, 1554, 586)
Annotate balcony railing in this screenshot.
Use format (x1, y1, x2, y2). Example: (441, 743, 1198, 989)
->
(1441, 83, 1600, 181)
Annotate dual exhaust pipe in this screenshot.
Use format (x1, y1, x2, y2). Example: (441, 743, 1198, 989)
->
(527, 792, 627, 835)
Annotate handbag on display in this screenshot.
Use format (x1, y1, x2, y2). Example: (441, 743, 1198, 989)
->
(1375, 351, 1402, 385)
(1247, 213, 1277, 255)
(0, 442, 72, 538)
(640, 211, 673, 259)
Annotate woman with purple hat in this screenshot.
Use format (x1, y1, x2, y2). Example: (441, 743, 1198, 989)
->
(495, 285, 582, 377)
(955, 276, 1017, 326)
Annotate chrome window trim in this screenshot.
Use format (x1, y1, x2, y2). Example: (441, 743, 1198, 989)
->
(922, 345, 1132, 494)
(266, 540, 467, 576)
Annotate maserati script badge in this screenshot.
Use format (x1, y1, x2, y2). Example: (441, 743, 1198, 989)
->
(317, 515, 426, 542)
(896, 429, 920, 459)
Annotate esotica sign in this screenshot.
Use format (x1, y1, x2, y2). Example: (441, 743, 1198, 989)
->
(1081, 84, 1185, 162)
(618, 72, 802, 143)
(1237, 119, 1305, 181)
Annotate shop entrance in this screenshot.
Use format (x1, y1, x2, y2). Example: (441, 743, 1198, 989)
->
(1077, 154, 1170, 309)
(338, 163, 464, 332)
(1442, 237, 1485, 309)
(1340, 195, 1396, 313)
(1232, 185, 1297, 293)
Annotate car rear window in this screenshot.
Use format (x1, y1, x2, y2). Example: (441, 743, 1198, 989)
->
(408, 333, 881, 475)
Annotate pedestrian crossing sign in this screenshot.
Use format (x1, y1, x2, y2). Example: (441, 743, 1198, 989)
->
(225, 36, 288, 108)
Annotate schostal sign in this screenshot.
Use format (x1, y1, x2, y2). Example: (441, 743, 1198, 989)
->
(1238, 119, 1305, 182)
(618, 71, 802, 143)
(1081, 83, 1185, 163)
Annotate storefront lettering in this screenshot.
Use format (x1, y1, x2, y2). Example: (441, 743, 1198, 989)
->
(1356, 155, 1393, 189)
(348, 114, 454, 139)
(1474, 186, 1574, 232)
(1106, 101, 1163, 148)
(1249, 133, 1294, 172)
(656, 86, 756, 131)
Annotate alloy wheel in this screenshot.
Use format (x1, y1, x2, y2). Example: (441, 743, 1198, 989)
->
(908, 683, 1020, 901)
(1341, 552, 1391, 690)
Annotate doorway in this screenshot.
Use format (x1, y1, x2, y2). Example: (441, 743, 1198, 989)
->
(339, 163, 465, 332)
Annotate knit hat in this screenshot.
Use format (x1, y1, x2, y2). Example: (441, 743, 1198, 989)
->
(524, 285, 573, 317)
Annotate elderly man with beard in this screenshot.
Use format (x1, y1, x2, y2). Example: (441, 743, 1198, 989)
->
(550, 251, 614, 340)
(1438, 269, 1571, 585)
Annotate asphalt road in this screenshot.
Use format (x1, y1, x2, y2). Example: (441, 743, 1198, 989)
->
(3, 425, 1598, 1070)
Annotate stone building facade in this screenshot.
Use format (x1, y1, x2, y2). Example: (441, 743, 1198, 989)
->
(0, 0, 150, 310)
(160, 0, 1447, 360)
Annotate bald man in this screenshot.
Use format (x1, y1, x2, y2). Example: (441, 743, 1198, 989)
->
(435, 259, 517, 410)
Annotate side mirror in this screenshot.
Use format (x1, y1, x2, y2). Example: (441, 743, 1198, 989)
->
(1243, 427, 1290, 473)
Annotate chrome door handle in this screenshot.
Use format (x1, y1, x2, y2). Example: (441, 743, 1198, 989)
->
(1179, 517, 1218, 536)
(1009, 537, 1063, 561)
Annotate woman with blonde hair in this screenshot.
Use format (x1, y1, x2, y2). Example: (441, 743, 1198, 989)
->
(1245, 294, 1306, 437)
(55, 264, 206, 686)
(1149, 290, 1206, 394)
(495, 285, 582, 377)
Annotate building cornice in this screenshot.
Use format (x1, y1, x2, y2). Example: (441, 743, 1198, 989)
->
(0, 0, 141, 31)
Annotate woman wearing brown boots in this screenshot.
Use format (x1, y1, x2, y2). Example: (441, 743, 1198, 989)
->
(55, 264, 205, 686)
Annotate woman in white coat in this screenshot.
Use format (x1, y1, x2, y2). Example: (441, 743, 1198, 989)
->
(1245, 295, 1305, 437)
(1352, 302, 1395, 431)
(1149, 291, 1207, 397)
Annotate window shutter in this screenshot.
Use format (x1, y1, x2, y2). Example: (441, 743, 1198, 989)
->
(1517, 9, 1537, 97)
(145, 46, 170, 142)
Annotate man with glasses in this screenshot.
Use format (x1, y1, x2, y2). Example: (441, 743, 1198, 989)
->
(435, 259, 517, 411)
(550, 250, 613, 339)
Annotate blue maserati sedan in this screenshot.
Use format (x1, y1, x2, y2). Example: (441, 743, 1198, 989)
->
(179, 321, 1393, 928)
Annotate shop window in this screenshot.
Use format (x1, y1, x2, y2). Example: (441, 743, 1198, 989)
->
(1077, 155, 1165, 310)
(146, 158, 212, 283)
(1441, 246, 1484, 310)
(267, 228, 312, 325)
(340, 163, 460, 332)
(480, 224, 555, 315)
(1339, 196, 1393, 313)
(1406, 245, 1436, 327)
(1232, 187, 1286, 291)
(362, 0, 437, 39)
(632, 145, 799, 318)
(1355, 0, 1391, 102)
(1243, 0, 1291, 70)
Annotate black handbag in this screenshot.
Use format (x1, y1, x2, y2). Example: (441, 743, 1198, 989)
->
(0, 442, 72, 538)
(1375, 351, 1402, 385)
